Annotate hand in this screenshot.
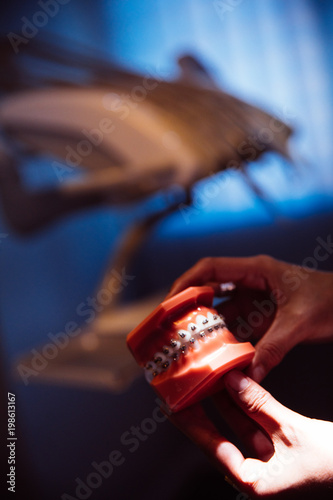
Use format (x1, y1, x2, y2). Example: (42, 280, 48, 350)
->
(170, 370, 333, 499)
(166, 255, 333, 381)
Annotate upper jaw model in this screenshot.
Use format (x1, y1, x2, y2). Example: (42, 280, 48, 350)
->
(127, 286, 255, 412)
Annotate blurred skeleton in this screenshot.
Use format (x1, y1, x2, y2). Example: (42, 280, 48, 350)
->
(0, 36, 292, 390)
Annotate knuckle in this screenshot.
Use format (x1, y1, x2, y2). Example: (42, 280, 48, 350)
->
(196, 257, 215, 278)
(259, 341, 285, 368)
(245, 386, 273, 415)
(198, 256, 214, 268)
(256, 254, 272, 267)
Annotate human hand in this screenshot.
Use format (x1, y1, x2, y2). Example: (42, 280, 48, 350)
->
(166, 255, 333, 382)
(170, 370, 333, 499)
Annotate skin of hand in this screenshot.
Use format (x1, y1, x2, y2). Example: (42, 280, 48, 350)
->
(166, 255, 333, 382)
(169, 370, 333, 499)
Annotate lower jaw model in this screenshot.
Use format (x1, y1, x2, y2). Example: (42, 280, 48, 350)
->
(127, 286, 255, 412)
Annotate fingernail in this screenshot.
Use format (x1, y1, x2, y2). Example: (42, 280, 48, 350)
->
(252, 365, 265, 382)
(225, 370, 250, 392)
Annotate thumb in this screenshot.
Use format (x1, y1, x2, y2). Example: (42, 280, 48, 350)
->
(247, 314, 297, 382)
(224, 370, 291, 438)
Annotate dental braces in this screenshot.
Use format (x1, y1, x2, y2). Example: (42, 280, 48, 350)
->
(144, 313, 226, 382)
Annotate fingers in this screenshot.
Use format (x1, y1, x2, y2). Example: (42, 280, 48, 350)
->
(169, 402, 243, 476)
(169, 403, 230, 455)
(167, 254, 304, 384)
(169, 399, 271, 492)
(169, 376, 299, 497)
(169, 371, 309, 498)
(166, 255, 274, 298)
(215, 440, 246, 484)
(246, 313, 300, 382)
(169, 400, 272, 495)
(224, 370, 291, 442)
(213, 391, 274, 461)
(216, 288, 276, 341)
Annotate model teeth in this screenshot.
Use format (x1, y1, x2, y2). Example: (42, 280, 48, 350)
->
(178, 329, 192, 341)
(196, 315, 207, 325)
(145, 361, 156, 371)
(144, 361, 161, 382)
(190, 337, 199, 350)
(170, 339, 181, 349)
(154, 352, 167, 364)
(144, 313, 226, 380)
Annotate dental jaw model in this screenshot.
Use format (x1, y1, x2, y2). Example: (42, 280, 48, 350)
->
(127, 287, 255, 412)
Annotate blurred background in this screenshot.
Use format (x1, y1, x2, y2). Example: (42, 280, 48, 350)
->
(0, 0, 332, 499)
